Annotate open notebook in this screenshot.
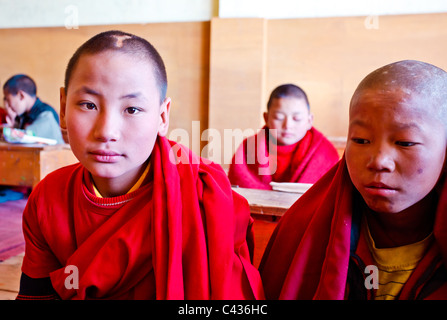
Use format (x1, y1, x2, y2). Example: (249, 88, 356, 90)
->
(270, 181, 313, 193)
(2, 127, 57, 145)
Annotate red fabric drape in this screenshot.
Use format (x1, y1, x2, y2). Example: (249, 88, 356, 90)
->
(47, 137, 264, 299)
(228, 127, 339, 190)
(259, 156, 447, 300)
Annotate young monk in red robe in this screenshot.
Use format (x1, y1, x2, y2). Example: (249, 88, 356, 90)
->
(228, 84, 339, 190)
(16, 30, 264, 300)
(259, 60, 447, 300)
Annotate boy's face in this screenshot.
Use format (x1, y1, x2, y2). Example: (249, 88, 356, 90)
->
(60, 51, 170, 190)
(3, 90, 27, 116)
(346, 88, 446, 214)
(264, 97, 313, 146)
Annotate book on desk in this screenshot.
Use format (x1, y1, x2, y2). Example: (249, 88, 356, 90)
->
(232, 182, 312, 218)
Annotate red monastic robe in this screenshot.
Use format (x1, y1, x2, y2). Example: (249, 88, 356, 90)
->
(259, 156, 447, 300)
(228, 127, 339, 190)
(21, 136, 264, 299)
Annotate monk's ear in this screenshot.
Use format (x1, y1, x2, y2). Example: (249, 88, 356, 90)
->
(59, 87, 70, 143)
(263, 112, 269, 125)
(308, 113, 314, 129)
(17, 90, 26, 101)
(59, 87, 67, 131)
(158, 97, 171, 137)
(443, 147, 447, 175)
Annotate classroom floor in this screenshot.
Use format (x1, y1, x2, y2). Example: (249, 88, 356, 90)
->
(0, 252, 23, 299)
(0, 194, 27, 300)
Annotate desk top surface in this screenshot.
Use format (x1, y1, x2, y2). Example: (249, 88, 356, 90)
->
(232, 187, 304, 217)
(0, 141, 71, 151)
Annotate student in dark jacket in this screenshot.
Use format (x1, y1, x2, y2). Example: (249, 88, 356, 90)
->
(3, 74, 64, 144)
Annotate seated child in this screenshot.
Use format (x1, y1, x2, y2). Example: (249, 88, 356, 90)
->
(3, 74, 64, 144)
(228, 84, 339, 190)
(259, 60, 447, 300)
(17, 30, 264, 300)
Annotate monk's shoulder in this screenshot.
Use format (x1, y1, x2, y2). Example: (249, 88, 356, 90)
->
(32, 162, 83, 197)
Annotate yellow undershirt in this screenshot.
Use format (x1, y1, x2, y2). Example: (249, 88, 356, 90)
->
(92, 162, 151, 198)
(363, 221, 433, 300)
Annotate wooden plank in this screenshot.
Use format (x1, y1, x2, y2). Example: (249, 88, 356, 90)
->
(208, 18, 267, 168)
(0, 253, 23, 300)
(0, 143, 78, 188)
(232, 187, 302, 217)
(39, 146, 78, 187)
(232, 187, 302, 267)
(0, 145, 39, 187)
(252, 218, 277, 268)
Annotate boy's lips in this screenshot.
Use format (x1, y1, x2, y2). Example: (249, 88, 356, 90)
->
(88, 149, 123, 163)
(364, 182, 398, 197)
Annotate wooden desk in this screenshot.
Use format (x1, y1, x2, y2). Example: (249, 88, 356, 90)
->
(0, 142, 78, 188)
(232, 187, 306, 267)
(232, 187, 303, 219)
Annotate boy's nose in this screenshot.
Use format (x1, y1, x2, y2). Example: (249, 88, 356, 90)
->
(366, 145, 395, 172)
(94, 112, 120, 142)
(282, 116, 292, 128)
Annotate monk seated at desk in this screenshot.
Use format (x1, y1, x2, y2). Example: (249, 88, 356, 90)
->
(228, 84, 339, 190)
(2, 74, 64, 144)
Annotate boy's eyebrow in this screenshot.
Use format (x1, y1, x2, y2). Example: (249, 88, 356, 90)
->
(272, 110, 304, 114)
(349, 119, 369, 128)
(76, 86, 101, 96)
(119, 92, 142, 100)
(75, 87, 144, 100)
(350, 119, 423, 131)
(119, 92, 149, 103)
(394, 122, 423, 132)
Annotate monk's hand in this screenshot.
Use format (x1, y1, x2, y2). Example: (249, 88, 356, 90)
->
(4, 102, 16, 127)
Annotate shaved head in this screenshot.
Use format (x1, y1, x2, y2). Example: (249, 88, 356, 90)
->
(64, 30, 167, 104)
(350, 60, 447, 133)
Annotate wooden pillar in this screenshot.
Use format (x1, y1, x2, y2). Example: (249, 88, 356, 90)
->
(207, 17, 267, 168)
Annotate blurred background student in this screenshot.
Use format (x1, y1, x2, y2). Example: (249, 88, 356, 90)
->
(3, 74, 64, 144)
(228, 84, 339, 190)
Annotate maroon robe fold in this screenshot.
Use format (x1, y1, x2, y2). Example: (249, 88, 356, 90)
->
(259, 156, 447, 300)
